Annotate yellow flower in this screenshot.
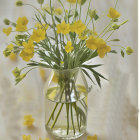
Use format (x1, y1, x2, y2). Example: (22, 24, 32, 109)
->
(96, 38, 111, 58)
(35, 23, 49, 30)
(30, 29, 46, 43)
(22, 135, 32, 140)
(107, 8, 120, 19)
(16, 16, 29, 32)
(86, 36, 97, 50)
(39, 68, 46, 81)
(54, 8, 63, 15)
(67, 0, 76, 4)
(9, 53, 17, 61)
(3, 27, 12, 36)
(87, 134, 97, 140)
(23, 115, 35, 127)
(65, 41, 74, 53)
(70, 20, 86, 35)
(79, 34, 87, 40)
(56, 21, 70, 35)
(97, 44, 111, 58)
(86, 36, 111, 58)
(20, 40, 34, 62)
(3, 44, 14, 57)
(126, 46, 133, 55)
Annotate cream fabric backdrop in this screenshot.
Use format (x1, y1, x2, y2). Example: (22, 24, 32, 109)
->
(0, 0, 138, 140)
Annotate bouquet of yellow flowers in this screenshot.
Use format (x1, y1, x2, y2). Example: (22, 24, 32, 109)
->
(3, 0, 133, 85)
(2, 0, 133, 139)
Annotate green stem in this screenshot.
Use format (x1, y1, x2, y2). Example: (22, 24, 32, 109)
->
(85, 0, 92, 24)
(115, 0, 119, 8)
(105, 30, 115, 41)
(46, 103, 59, 125)
(97, 21, 112, 37)
(79, 3, 82, 20)
(50, 0, 58, 47)
(70, 103, 75, 135)
(111, 45, 125, 49)
(51, 103, 64, 128)
(66, 103, 70, 135)
(74, 103, 80, 132)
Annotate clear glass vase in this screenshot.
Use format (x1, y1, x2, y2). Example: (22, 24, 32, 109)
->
(44, 68, 89, 139)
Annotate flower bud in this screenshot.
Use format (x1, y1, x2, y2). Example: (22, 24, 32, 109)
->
(15, 73, 26, 85)
(11, 23, 16, 27)
(3, 18, 10, 25)
(78, 0, 87, 5)
(112, 24, 120, 30)
(12, 67, 21, 77)
(3, 48, 12, 57)
(37, 0, 44, 4)
(126, 46, 133, 55)
(16, 0, 23, 6)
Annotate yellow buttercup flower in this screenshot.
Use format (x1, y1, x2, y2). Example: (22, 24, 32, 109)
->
(67, 0, 76, 4)
(65, 41, 74, 53)
(86, 36, 111, 58)
(22, 135, 32, 140)
(30, 29, 46, 43)
(107, 8, 120, 19)
(54, 8, 63, 15)
(35, 23, 49, 30)
(9, 53, 17, 61)
(70, 20, 86, 35)
(97, 44, 111, 58)
(86, 36, 97, 50)
(56, 21, 70, 35)
(87, 134, 97, 140)
(3, 27, 12, 36)
(20, 40, 34, 62)
(79, 34, 87, 40)
(23, 115, 35, 127)
(16, 16, 29, 32)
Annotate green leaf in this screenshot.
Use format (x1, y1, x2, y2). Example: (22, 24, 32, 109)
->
(27, 62, 52, 68)
(93, 73, 101, 88)
(81, 64, 103, 69)
(55, 16, 61, 23)
(109, 50, 117, 54)
(82, 69, 95, 85)
(79, 0, 87, 5)
(109, 39, 120, 42)
(121, 50, 125, 57)
(94, 14, 99, 20)
(82, 66, 108, 88)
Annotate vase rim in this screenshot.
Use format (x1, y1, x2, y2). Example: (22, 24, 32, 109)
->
(52, 67, 80, 72)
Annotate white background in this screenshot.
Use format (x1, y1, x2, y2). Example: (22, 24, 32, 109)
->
(0, 0, 138, 140)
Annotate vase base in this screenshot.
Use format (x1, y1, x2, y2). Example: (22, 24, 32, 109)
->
(46, 126, 86, 140)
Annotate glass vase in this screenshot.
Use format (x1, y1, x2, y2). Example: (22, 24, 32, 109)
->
(44, 68, 89, 139)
